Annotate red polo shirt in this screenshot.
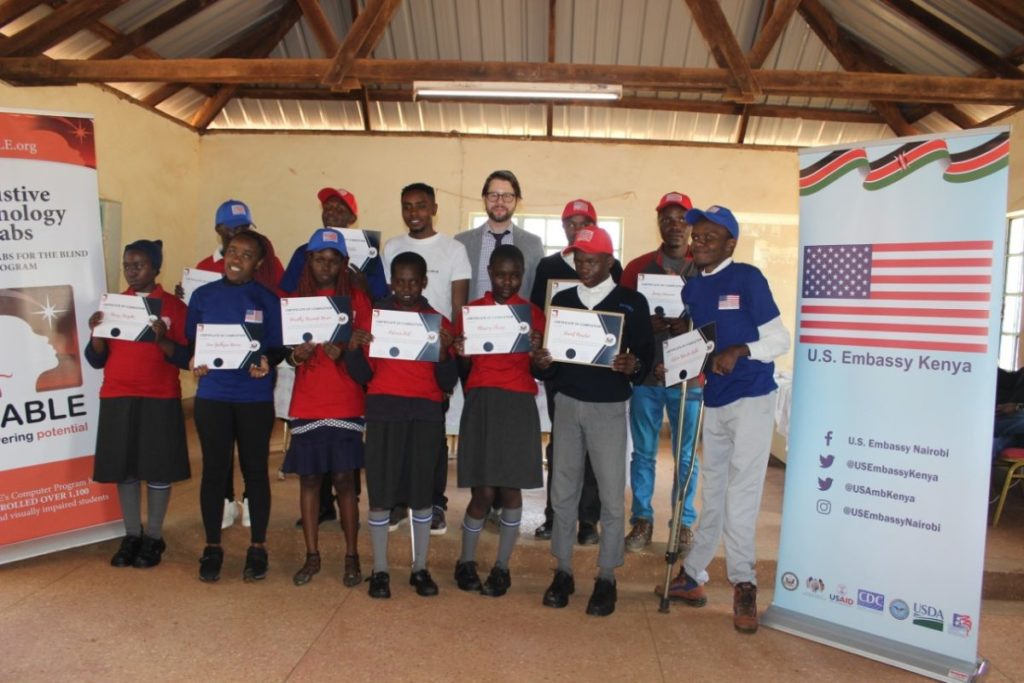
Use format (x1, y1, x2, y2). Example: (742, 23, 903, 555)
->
(458, 292, 544, 395)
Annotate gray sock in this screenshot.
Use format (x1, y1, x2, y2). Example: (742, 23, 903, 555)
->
(368, 509, 391, 574)
(495, 506, 522, 570)
(117, 480, 142, 536)
(145, 483, 171, 539)
(459, 514, 485, 563)
(598, 566, 616, 581)
(411, 507, 432, 572)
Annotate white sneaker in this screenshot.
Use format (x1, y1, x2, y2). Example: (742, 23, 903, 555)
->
(241, 497, 251, 528)
(220, 499, 238, 529)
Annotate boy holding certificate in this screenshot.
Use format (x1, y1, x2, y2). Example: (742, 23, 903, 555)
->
(665, 205, 790, 634)
(344, 251, 458, 599)
(452, 245, 546, 597)
(533, 224, 655, 617)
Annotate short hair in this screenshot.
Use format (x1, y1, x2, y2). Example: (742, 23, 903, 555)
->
(227, 230, 266, 261)
(489, 244, 524, 269)
(481, 170, 522, 199)
(391, 251, 428, 279)
(401, 182, 436, 201)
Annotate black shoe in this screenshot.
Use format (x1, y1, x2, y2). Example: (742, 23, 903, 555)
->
(243, 546, 268, 582)
(533, 520, 553, 540)
(198, 545, 224, 582)
(132, 536, 166, 569)
(542, 570, 575, 608)
(367, 571, 391, 599)
(410, 569, 439, 596)
(586, 577, 617, 617)
(480, 566, 511, 597)
(454, 560, 482, 591)
(577, 522, 600, 545)
(110, 535, 141, 567)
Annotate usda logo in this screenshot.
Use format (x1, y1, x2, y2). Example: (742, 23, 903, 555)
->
(913, 603, 944, 632)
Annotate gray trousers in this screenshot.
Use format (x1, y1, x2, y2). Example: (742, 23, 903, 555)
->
(550, 394, 628, 574)
(684, 391, 776, 586)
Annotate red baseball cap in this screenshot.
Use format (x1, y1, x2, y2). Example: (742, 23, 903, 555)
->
(563, 226, 614, 256)
(656, 191, 693, 213)
(317, 187, 358, 217)
(561, 198, 597, 223)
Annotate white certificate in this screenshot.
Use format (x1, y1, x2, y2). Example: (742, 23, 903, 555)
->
(663, 322, 716, 387)
(281, 295, 352, 345)
(369, 309, 442, 362)
(181, 268, 222, 305)
(543, 306, 624, 367)
(194, 323, 262, 370)
(462, 303, 532, 355)
(326, 227, 382, 272)
(93, 293, 162, 342)
(637, 272, 685, 318)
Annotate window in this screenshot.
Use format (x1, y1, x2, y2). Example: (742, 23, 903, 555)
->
(468, 213, 624, 261)
(1000, 215, 1024, 370)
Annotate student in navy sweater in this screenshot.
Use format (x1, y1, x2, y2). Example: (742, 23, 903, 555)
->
(87, 240, 190, 569)
(186, 231, 284, 583)
(534, 224, 655, 617)
(345, 251, 458, 599)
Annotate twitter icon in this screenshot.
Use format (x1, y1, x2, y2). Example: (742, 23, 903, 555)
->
(817, 477, 834, 491)
(819, 454, 834, 468)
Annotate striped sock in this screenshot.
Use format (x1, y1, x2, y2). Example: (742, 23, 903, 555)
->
(368, 509, 391, 574)
(459, 515, 485, 564)
(495, 506, 522, 569)
(411, 507, 432, 572)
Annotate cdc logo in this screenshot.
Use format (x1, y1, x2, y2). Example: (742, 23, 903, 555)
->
(890, 599, 910, 620)
(856, 589, 885, 612)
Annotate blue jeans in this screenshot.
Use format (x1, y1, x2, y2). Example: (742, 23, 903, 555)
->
(629, 384, 702, 526)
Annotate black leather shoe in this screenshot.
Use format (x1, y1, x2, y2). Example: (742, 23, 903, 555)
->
(454, 560, 482, 591)
(243, 546, 268, 582)
(577, 522, 600, 546)
(198, 545, 224, 583)
(533, 520, 553, 540)
(480, 566, 511, 597)
(132, 535, 166, 569)
(367, 571, 391, 599)
(410, 569, 439, 597)
(110, 535, 141, 567)
(542, 570, 575, 608)
(586, 577, 617, 617)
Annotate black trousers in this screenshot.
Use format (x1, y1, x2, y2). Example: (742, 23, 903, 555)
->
(543, 383, 600, 525)
(195, 399, 275, 544)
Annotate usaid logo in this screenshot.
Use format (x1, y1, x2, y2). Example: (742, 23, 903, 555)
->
(857, 589, 885, 612)
(829, 584, 854, 606)
(913, 603, 944, 632)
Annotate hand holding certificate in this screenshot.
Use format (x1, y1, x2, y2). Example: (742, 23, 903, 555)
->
(181, 268, 222, 305)
(637, 272, 686, 318)
(369, 309, 443, 362)
(461, 304, 532, 355)
(194, 323, 263, 370)
(662, 323, 716, 386)
(281, 295, 352, 345)
(543, 306, 624, 367)
(92, 293, 162, 342)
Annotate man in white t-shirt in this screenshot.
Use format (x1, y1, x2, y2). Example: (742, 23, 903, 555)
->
(382, 182, 471, 534)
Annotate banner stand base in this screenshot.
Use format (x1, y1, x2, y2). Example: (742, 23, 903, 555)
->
(762, 605, 987, 682)
(0, 521, 122, 566)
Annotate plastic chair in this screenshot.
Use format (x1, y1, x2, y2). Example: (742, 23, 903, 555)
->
(992, 447, 1024, 526)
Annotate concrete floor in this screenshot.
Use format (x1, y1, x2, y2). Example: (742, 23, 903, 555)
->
(2, 422, 1023, 683)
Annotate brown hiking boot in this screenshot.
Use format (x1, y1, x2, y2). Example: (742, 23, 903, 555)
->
(733, 582, 758, 633)
(676, 525, 694, 554)
(656, 568, 706, 606)
(624, 519, 653, 552)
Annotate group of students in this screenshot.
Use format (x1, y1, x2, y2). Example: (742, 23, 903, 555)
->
(87, 171, 789, 632)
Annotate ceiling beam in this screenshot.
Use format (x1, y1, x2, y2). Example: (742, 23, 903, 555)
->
(297, 0, 339, 55)
(0, 0, 45, 29)
(321, 0, 400, 89)
(878, 0, 1024, 80)
(89, 0, 221, 61)
(0, 0, 128, 57)
(964, 0, 1024, 38)
(682, 0, 761, 101)
(546, 0, 556, 137)
(747, 0, 801, 69)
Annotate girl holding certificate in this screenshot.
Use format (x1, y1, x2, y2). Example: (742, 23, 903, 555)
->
(452, 245, 546, 597)
(186, 231, 283, 583)
(282, 229, 371, 587)
(87, 240, 190, 569)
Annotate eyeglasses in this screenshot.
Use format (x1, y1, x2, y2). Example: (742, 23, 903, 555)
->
(485, 192, 517, 203)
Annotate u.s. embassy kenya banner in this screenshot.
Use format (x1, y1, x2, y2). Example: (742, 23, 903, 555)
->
(0, 108, 121, 564)
(762, 128, 1009, 682)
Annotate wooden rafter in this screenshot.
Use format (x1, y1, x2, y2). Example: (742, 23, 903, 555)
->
(0, 0, 128, 57)
(321, 0, 400, 89)
(90, 0, 221, 61)
(297, 0, 339, 55)
(0, 0, 45, 29)
(747, 0, 801, 69)
(683, 0, 761, 101)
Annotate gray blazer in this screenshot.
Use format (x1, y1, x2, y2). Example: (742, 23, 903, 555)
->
(454, 224, 545, 299)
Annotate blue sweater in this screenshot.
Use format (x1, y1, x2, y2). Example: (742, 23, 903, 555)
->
(682, 262, 779, 407)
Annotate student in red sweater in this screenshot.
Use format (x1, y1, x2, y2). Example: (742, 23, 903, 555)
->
(452, 244, 546, 597)
(281, 230, 371, 587)
(344, 251, 458, 599)
(86, 240, 190, 569)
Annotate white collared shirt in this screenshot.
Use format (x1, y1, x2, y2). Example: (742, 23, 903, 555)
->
(576, 275, 616, 310)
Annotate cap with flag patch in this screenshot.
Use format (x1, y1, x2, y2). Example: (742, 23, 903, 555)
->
(317, 187, 359, 217)
(563, 225, 614, 256)
(656, 192, 693, 213)
(215, 199, 254, 229)
(306, 228, 348, 256)
(561, 198, 597, 223)
(685, 204, 739, 238)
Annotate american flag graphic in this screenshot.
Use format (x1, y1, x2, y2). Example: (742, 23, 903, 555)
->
(799, 241, 993, 354)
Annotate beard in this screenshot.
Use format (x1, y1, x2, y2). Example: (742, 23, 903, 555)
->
(486, 206, 513, 223)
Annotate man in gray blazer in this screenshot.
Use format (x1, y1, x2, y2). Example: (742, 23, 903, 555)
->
(455, 170, 545, 300)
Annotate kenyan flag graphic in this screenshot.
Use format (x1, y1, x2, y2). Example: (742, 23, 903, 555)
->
(862, 139, 950, 191)
(799, 148, 869, 197)
(943, 131, 1009, 184)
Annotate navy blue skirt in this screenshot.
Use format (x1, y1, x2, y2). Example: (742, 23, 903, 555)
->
(281, 418, 365, 476)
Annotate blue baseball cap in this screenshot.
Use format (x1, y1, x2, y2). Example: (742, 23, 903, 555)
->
(215, 199, 254, 229)
(685, 205, 739, 238)
(306, 228, 348, 256)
